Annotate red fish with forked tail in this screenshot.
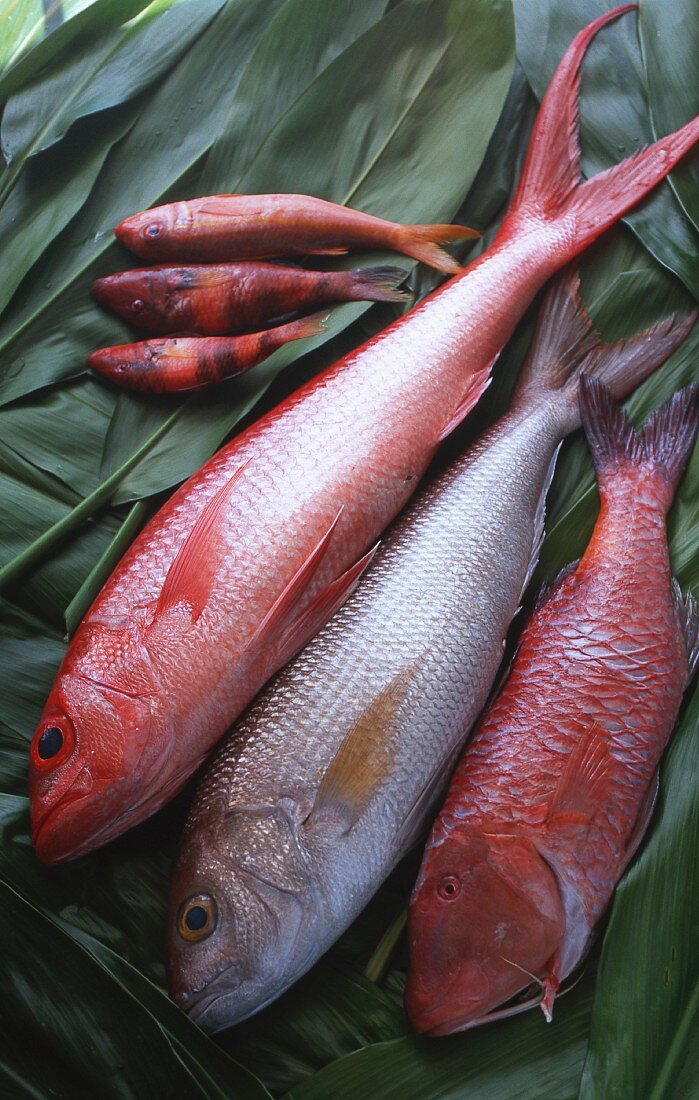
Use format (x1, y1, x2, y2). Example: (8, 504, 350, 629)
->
(29, 6, 699, 864)
(88, 313, 328, 393)
(406, 382, 699, 1035)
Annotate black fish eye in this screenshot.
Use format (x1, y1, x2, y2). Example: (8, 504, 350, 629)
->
(145, 223, 161, 239)
(178, 894, 217, 942)
(37, 726, 64, 760)
(131, 298, 144, 312)
(185, 906, 207, 931)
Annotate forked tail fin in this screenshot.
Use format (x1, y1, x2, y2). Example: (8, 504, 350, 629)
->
(580, 379, 699, 512)
(513, 268, 696, 430)
(502, 5, 699, 254)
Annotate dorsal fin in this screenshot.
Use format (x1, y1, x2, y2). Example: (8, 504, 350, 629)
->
(152, 460, 251, 625)
(308, 666, 417, 831)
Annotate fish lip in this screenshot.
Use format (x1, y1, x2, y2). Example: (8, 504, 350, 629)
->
(32, 788, 92, 864)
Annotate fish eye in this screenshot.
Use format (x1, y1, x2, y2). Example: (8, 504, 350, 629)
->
(131, 298, 144, 313)
(438, 875, 461, 900)
(37, 726, 63, 759)
(144, 223, 162, 239)
(178, 894, 217, 942)
(31, 717, 75, 770)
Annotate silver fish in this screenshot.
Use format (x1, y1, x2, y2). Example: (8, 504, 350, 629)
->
(167, 272, 694, 1031)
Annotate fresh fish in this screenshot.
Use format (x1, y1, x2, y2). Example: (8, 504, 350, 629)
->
(87, 313, 328, 393)
(92, 262, 408, 336)
(405, 383, 699, 1036)
(115, 194, 477, 273)
(29, 7, 699, 866)
(166, 270, 694, 1032)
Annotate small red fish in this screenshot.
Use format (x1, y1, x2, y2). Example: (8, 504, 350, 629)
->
(405, 381, 699, 1036)
(87, 312, 327, 392)
(92, 262, 409, 336)
(114, 193, 477, 273)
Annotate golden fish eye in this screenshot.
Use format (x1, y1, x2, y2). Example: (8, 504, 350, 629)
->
(178, 894, 217, 942)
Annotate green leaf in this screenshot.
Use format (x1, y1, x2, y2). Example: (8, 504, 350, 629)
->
(639, 0, 699, 235)
(1, 0, 224, 167)
(0, 874, 269, 1099)
(283, 969, 596, 1100)
(513, 0, 699, 298)
(0, 0, 155, 103)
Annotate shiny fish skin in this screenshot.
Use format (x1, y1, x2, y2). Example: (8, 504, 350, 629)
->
(91, 262, 409, 336)
(405, 382, 699, 1036)
(167, 273, 694, 1032)
(29, 6, 699, 865)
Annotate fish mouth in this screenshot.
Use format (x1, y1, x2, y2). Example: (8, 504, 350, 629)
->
(32, 788, 93, 865)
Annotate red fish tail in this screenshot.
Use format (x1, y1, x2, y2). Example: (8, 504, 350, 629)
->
(580, 378, 699, 512)
(345, 265, 409, 303)
(504, 5, 699, 255)
(396, 224, 478, 274)
(513, 269, 696, 429)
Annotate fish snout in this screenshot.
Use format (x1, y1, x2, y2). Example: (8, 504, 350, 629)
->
(31, 765, 94, 865)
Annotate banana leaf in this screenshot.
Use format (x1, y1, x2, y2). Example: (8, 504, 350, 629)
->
(0, 1, 697, 1097)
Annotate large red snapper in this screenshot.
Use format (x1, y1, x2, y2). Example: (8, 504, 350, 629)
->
(406, 383, 699, 1035)
(30, 6, 699, 864)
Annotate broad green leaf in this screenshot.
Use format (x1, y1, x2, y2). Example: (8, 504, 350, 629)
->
(639, 0, 699, 234)
(1, 0, 224, 167)
(514, 0, 699, 298)
(0, 0, 93, 72)
(0, 0, 154, 103)
(0, 874, 269, 1099)
(0, 107, 137, 316)
(283, 969, 596, 1100)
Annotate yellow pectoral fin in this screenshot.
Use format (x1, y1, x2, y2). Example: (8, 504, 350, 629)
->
(309, 667, 416, 831)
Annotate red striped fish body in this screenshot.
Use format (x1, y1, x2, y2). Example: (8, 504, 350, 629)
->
(92, 262, 408, 336)
(405, 382, 699, 1036)
(115, 194, 476, 273)
(87, 313, 328, 392)
(29, 7, 699, 864)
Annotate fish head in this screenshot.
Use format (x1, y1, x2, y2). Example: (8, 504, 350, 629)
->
(92, 268, 171, 329)
(404, 824, 565, 1035)
(115, 204, 181, 259)
(29, 622, 170, 864)
(169, 801, 320, 1032)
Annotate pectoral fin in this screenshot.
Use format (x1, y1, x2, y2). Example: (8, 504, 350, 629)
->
(308, 667, 416, 831)
(152, 459, 251, 625)
(546, 722, 615, 832)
